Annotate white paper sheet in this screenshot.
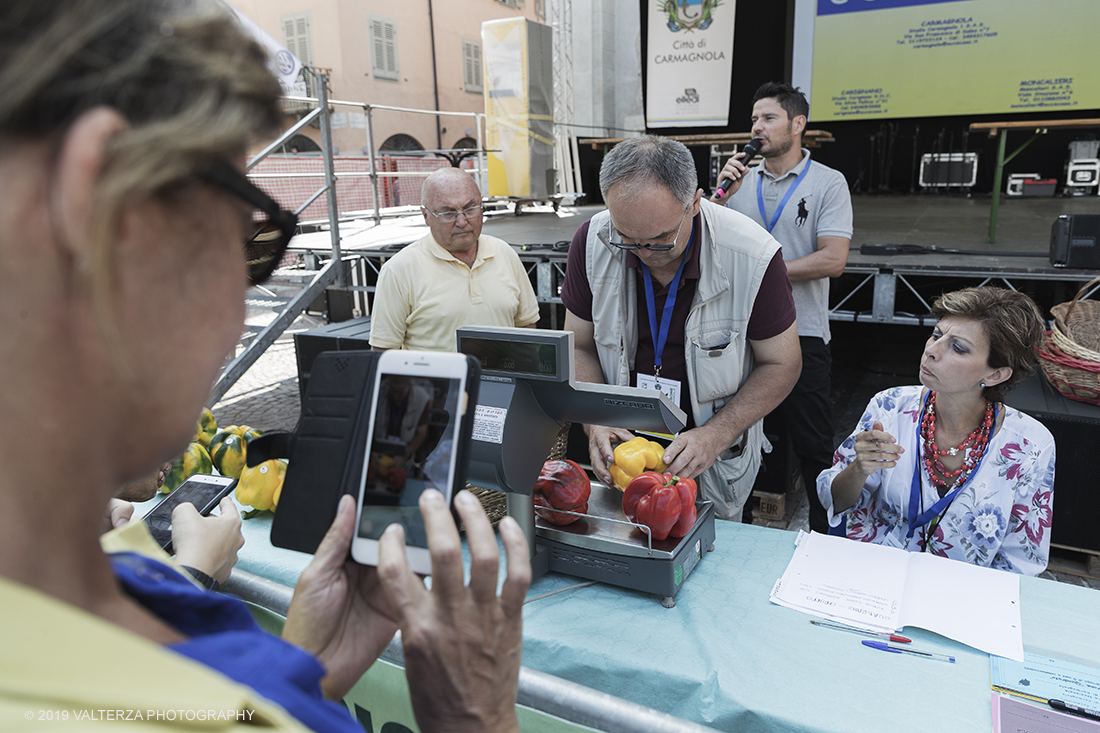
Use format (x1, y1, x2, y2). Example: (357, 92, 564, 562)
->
(900, 551, 1023, 661)
(771, 531, 1023, 660)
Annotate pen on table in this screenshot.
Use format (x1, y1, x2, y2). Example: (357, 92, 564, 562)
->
(861, 640, 955, 663)
(810, 619, 912, 644)
(1049, 699, 1100, 722)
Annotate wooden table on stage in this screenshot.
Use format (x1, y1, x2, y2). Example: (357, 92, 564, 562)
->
(580, 129, 836, 150)
(970, 118, 1100, 244)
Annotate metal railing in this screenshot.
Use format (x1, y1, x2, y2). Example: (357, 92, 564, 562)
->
(223, 569, 717, 733)
(210, 79, 491, 405)
(281, 95, 488, 225)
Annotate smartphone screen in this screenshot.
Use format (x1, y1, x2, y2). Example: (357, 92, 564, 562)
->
(355, 364, 465, 562)
(143, 474, 235, 553)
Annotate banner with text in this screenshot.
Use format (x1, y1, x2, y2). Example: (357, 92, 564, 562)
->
(646, 0, 738, 128)
(792, 0, 1100, 120)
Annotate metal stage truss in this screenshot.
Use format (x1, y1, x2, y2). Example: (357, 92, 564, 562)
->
(338, 246, 1099, 330)
(831, 260, 1100, 325)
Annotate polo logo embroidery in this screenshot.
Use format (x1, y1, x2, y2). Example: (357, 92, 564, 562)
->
(796, 196, 810, 227)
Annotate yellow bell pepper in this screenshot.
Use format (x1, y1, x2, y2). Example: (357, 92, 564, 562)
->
(235, 459, 287, 513)
(192, 407, 218, 447)
(608, 436, 667, 491)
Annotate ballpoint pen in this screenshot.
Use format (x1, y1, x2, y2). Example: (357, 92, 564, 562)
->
(1048, 700, 1100, 722)
(861, 640, 955, 662)
(810, 619, 912, 644)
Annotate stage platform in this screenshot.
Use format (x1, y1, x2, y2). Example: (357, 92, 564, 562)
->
(282, 191, 1100, 326)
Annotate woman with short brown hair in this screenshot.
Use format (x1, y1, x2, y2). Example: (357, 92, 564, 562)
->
(819, 287, 1055, 575)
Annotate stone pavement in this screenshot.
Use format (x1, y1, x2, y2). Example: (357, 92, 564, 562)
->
(210, 311, 325, 434)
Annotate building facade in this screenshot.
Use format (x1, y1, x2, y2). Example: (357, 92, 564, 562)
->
(234, 0, 544, 155)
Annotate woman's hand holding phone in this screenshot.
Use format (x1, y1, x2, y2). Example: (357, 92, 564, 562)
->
(378, 489, 531, 733)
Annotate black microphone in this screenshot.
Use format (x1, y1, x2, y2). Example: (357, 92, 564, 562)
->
(715, 138, 763, 198)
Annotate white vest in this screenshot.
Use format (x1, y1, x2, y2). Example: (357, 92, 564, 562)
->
(583, 199, 781, 519)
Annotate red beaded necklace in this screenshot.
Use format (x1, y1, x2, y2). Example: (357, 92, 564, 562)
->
(919, 391, 994, 493)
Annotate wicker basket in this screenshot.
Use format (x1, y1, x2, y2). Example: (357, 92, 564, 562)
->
(1040, 276, 1100, 406)
(1050, 276, 1100, 361)
(465, 422, 572, 527)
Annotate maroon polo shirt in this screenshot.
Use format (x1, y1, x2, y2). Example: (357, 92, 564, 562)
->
(560, 215, 795, 427)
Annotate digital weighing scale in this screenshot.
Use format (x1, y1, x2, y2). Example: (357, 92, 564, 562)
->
(457, 326, 716, 607)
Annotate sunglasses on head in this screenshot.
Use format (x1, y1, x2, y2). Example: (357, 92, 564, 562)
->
(195, 159, 299, 286)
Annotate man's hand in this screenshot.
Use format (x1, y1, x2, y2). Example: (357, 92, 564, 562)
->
(661, 424, 729, 479)
(584, 424, 638, 486)
(282, 494, 400, 700)
(709, 152, 752, 204)
(378, 489, 530, 733)
(171, 497, 244, 584)
(116, 462, 172, 502)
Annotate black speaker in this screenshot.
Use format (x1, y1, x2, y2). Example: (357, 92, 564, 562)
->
(1050, 214, 1100, 269)
(1004, 374, 1100, 553)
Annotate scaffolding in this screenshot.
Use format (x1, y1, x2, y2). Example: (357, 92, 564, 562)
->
(550, 0, 584, 199)
(210, 76, 488, 404)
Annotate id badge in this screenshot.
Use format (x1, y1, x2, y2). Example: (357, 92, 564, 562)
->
(637, 373, 681, 407)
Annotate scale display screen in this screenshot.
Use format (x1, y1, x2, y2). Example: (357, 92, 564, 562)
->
(461, 337, 560, 379)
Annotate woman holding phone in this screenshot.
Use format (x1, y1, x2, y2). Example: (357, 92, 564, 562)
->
(0, 1, 529, 731)
(818, 287, 1055, 575)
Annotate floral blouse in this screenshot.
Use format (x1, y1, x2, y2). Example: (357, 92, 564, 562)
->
(816, 386, 1056, 576)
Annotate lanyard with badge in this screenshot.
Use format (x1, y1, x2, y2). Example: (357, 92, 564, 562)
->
(636, 221, 695, 407)
(904, 390, 998, 550)
(756, 159, 812, 233)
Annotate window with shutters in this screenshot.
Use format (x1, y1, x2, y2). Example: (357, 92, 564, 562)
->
(280, 12, 313, 95)
(462, 39, 482, 94)
(367, 14, 399, 81)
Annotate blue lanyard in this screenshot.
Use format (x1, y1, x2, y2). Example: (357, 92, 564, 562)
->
(640, 220, 695, 375)
(756, 159, 812, 233)
(905, 391, 998, 540)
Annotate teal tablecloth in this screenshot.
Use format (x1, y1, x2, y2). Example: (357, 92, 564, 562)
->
(185, 501, 1100, 733)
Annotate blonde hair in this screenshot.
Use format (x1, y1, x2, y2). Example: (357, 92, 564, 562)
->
(0, 0, 284, 353)
(931, 286, 1045, 402)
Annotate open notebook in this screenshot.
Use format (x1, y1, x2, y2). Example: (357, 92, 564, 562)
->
(770, 531, 1023, 660)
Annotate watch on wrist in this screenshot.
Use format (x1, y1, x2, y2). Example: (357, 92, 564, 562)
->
(181, 566, 220, 592)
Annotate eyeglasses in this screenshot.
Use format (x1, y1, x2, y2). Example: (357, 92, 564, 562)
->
(195, 159, 299, 286)
(597, 208, 688, 251)
(422, 204, 484, 224)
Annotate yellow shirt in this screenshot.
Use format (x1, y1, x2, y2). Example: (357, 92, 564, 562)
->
(0, 521, 307, 732)
(368, 233, 540, 351)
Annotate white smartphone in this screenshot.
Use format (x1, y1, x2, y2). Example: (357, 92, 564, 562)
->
(350, 350, 469, 573)
(143, 473, 236, 553)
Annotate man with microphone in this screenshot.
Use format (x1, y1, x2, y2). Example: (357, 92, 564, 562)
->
(561, 135, 801, 521)
(711, 82, 852, 533)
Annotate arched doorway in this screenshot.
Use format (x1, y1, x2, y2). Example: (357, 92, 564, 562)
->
(280, 134, 321, 154)
(379, 134, 424, 152)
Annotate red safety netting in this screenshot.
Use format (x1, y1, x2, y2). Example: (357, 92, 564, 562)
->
(246, 155, 476, 222)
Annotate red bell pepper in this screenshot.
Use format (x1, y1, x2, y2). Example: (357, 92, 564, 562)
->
(668, 475, 697, 538)
(533, 459, 591, 525)
(622, 472, 698, 541)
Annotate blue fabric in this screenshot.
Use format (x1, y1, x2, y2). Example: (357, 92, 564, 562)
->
(109, 552, 359, 733)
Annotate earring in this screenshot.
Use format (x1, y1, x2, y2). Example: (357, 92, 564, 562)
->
(980, 382, 986, 389)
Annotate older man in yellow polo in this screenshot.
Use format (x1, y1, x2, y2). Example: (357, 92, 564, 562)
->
(369, 168, 539, 351)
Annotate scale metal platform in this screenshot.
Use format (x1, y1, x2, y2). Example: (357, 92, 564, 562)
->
(456, 325, 715, 607)
(535, 483, 716, 608)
